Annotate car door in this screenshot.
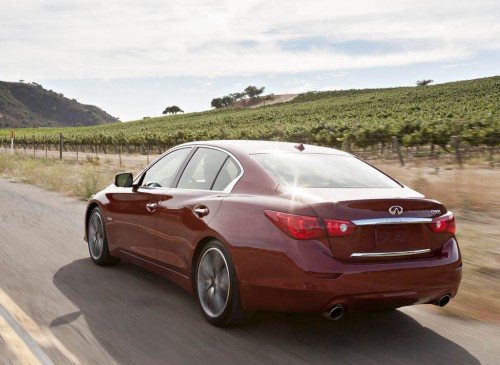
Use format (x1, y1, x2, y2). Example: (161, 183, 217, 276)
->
(109, 147, 193, 260)
(156, 147, 242, 276)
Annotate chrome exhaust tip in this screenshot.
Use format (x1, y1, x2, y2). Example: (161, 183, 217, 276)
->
(324, 305, 345, 320)
(436, 294, 451, 307)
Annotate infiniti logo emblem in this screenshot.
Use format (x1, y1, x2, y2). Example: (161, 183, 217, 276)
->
(389, 206, 404, 215)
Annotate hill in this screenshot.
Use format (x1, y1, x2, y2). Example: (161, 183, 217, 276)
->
(0, 81, 118, 128)
(2, 76, 499, 153)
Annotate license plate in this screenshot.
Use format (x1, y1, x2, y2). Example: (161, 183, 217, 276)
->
(376, 226, 408, 247)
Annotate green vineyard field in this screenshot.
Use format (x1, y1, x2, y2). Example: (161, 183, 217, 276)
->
(1, 76, 499, 154)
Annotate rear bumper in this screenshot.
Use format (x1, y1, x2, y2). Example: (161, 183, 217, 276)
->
(233, 237, 462, 313)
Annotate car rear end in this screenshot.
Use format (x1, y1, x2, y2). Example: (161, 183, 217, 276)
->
(240, 147, 462, 317)
(313, 195, 460, 313)
(259, 195, 461, 315)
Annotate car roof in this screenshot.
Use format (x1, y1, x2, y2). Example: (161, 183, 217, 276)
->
(180, 140, 351, 156)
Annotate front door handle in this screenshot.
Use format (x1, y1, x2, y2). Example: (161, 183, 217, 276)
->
(146, 202, 158, 212)
(194, 206, 209, 217)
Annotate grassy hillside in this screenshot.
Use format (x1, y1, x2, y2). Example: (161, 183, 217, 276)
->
(1, 76, 499, 151)
(0, 81, 119, 128)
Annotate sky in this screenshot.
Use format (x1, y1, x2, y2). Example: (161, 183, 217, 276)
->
(1, 0, 499, 122)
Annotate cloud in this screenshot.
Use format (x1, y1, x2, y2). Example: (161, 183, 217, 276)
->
(1, 0, 499, 81)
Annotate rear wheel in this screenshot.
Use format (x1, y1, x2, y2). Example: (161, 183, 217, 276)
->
(87, 207, 119, 266)
(195, 240, 249, 326)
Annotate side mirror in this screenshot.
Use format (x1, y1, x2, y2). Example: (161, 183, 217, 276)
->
(115, 172, 133, 188)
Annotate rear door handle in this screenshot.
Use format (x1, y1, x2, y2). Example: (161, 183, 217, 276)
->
(194, 206, 209, 217)
(146, 202, 158, 212)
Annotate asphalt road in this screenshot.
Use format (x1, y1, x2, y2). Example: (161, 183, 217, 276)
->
(0, 178, 499, 365)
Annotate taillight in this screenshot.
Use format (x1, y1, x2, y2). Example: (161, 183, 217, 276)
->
(428, 212, 456, 234)
(264, 210, 356, 240)
(264, 210, 325, 239)
(324, 219, 356, 236)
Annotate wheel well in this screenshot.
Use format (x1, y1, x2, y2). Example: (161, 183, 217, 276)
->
(84, 203, 99, 240)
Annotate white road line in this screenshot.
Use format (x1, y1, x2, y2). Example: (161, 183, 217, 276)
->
(0, 304, 46, 365)
(0, 289, 80, 365)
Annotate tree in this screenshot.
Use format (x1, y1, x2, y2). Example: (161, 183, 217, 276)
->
(416, 79, 433, 86)
(229, 92, 246, 102)
(162, 105, 184, 115)
(211, 98, 224, 109)
(210, 85, 266, 109)
(244, 85, 265, 98)
(221, 95, 234, 107)
(211, 96, 234, 109)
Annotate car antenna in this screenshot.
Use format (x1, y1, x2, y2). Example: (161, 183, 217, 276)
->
(294, 143, 305, 152)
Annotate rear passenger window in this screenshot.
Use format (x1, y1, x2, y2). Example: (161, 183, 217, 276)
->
(212, 157, 241, 191)
(177, 148, 228, 190)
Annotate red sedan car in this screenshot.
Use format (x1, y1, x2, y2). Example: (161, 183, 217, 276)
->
(84, 140, 462, 326)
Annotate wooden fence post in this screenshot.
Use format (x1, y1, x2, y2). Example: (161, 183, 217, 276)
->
(392, 136, 405, 166)
(342, 138, 352, 153)
(59, 133, 63, 160)
(451, 136, 462, 166)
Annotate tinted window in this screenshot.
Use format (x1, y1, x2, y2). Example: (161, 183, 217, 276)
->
(212, 156, 241, 191)
(252, 153, 401, 188)
(177, 148, 228, 190)
(141, 148, 191, 188)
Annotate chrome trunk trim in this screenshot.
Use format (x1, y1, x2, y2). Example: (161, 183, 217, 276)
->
(350, 248, 431, 258)
(352, 217, 433, 226)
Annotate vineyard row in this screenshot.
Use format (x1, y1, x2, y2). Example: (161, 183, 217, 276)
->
(1, 132, 497, 167)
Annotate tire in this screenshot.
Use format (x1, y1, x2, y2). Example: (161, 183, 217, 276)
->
(87, 207, 119, 266)
(195, 240, 250, 326)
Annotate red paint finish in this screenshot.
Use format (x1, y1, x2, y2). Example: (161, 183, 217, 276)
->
(85, 140, 462, 318)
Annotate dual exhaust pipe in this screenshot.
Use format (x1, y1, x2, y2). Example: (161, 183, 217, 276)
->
(324, 294, 451, 321)
(435, 294, 451, 307)
(323, 304, 345, 320)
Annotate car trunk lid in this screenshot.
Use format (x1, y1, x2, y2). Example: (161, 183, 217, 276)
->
(278, 187, 449, 262)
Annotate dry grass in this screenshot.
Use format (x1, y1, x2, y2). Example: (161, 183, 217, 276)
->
(375, 159, 500, 323)
(376, 158, 500, 213)
(0, 152, 499, 323)
(0, 152, 146, 200)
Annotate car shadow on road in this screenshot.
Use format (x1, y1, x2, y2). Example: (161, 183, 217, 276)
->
(53, 259, 479, 365)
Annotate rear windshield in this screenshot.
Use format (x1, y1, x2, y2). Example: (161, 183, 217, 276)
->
(252, 153, 401, 188)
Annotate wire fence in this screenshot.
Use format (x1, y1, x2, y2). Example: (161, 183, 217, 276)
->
(2, 133, 499, 213)
(1, 133, 499, 168)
